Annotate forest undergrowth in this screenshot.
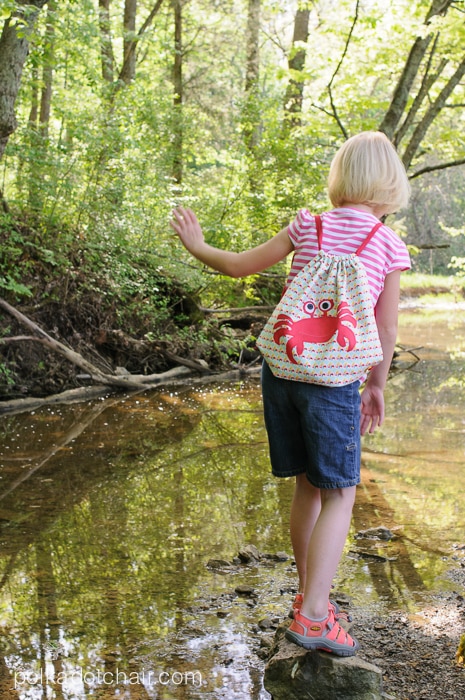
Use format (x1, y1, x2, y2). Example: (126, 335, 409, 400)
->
(0, 213, 461, 402)
(0, 214, 271, 400)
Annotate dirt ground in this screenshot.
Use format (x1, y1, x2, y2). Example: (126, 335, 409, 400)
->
(347, 566, 465, 699)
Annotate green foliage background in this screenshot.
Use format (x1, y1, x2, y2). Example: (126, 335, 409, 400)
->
(1, 0, 465, 309)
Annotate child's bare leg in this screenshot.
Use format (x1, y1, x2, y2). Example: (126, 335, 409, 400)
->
(290, 474, 321, 592)
(300, 485, 356, 620)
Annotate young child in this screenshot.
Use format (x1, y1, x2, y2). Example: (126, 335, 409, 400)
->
(170, 131, 411, 656)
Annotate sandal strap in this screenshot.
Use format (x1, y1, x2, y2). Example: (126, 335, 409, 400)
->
(321, 611, 356, 647)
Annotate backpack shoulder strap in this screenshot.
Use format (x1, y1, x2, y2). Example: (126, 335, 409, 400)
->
(314, 215, 323, 251)
(315, 215, 382, 255)
(355, 221, 383, 255)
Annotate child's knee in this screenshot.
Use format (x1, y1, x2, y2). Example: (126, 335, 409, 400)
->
(321, 485, 356, 506)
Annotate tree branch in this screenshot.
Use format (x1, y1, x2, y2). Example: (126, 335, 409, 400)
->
(200, 304, 275, 314)
(425, 0, 456, 23)
(402, 54, 465, 169)
(326, 0, 360, 139)
(379, 0, 456, 140)
(378, 35, 433, 140)
(117, 0, 164, 83)
(393, 33, 447, 147)
(0, 367, 262, 416)
(409, 156, 465, 179)
(0, 298, 148, 389)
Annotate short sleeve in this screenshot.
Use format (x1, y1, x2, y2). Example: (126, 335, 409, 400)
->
(387, 238, 411, 274)
(287, 208, 315, 248)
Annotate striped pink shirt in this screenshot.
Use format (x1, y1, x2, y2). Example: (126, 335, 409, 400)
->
(287, 207, 411, 305)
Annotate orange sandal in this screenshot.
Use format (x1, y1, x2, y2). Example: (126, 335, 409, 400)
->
(286, 608, 359, 656)
(290, 592, 304, 617)
(330, 600, 353, 623)
(290, 593, 352, 623)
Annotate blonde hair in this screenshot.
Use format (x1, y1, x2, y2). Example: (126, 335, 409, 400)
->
(327, 131, 410, 214)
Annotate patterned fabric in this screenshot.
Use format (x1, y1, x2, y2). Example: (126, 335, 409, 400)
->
(257, 217, 384, 387)
(287, 207, 411, 304)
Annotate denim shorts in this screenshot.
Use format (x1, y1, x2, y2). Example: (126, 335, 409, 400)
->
(261, 362, 361, 489)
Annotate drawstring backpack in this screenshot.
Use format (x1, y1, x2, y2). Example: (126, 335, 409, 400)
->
(256, 215, 384, 387)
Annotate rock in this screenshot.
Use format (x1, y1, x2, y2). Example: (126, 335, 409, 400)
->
(260, 635, 274, 649)
(275, 550, 289, 561)
(258, 617, 276, 630)
(264, 622, 384, 700)
(262, 550, 289, 561)
(206, 558, 233, 570)
(355, 526, 394, 541)
(234, 584, 256, 597)
(238, 544, 261, 563)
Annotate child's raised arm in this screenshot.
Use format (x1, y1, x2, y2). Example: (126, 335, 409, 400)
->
(170, 207, 293, 278)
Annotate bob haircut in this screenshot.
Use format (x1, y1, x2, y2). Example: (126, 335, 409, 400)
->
(327, 131, 410, 214)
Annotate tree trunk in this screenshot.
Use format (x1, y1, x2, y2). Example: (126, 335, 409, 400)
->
(172, 0, 183, 183)
(378, 0, 456, 142)
(378, 35, 433, 141)
(393, 34, 447, 147)
(39, 0, 56, 138)
(244, 0, 261, 152)
(25, 0, 56, 211)
(0, 1, 48, 161)
(98, 0, 115, 83)
(401, 55, 465, 169)
(117, 0, 165, 85)
(283, 6, 311, 127)
(425, 0, 456, 23)
(120, 0, 137, 84)
(245, 0, 260, 94)
(28, 64, 39, 127)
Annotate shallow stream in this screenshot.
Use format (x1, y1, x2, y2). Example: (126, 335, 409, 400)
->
(1, 305, 465, 699)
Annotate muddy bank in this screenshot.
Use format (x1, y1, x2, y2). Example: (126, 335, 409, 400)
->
(0, 287, 266, 403)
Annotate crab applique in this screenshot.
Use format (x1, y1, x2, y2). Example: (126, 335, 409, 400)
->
(273, 299, 357, 364)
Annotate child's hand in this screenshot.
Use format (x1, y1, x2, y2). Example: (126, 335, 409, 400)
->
(360, 384, 385, 435)
(170, 207, 205, 255)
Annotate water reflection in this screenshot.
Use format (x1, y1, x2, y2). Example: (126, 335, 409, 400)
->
(0, 307, 464, 699)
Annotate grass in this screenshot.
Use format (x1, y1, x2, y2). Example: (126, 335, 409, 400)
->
(400, 272, 465, 305)
(401, 271, 455, 291)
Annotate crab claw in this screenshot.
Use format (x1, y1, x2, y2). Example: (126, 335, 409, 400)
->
(285, 338, 304, 363)
(336, 326, 356, 351)
(273, 315, 293, 344)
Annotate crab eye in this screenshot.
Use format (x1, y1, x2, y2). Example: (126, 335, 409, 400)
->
(319, 299, 334, 312)
(303, 300, 316, 314)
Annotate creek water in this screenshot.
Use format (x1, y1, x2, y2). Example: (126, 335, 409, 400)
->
(0, 305, 464, 699)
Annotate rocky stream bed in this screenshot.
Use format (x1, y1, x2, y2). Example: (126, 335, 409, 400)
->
(207, 544, 465, 699)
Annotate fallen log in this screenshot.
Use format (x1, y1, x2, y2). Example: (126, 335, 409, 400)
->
(160, 348, 211, 373)
(0, 298, 149, 390)
(200, 304, 275, 314)
(0, 366, 262, 416)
